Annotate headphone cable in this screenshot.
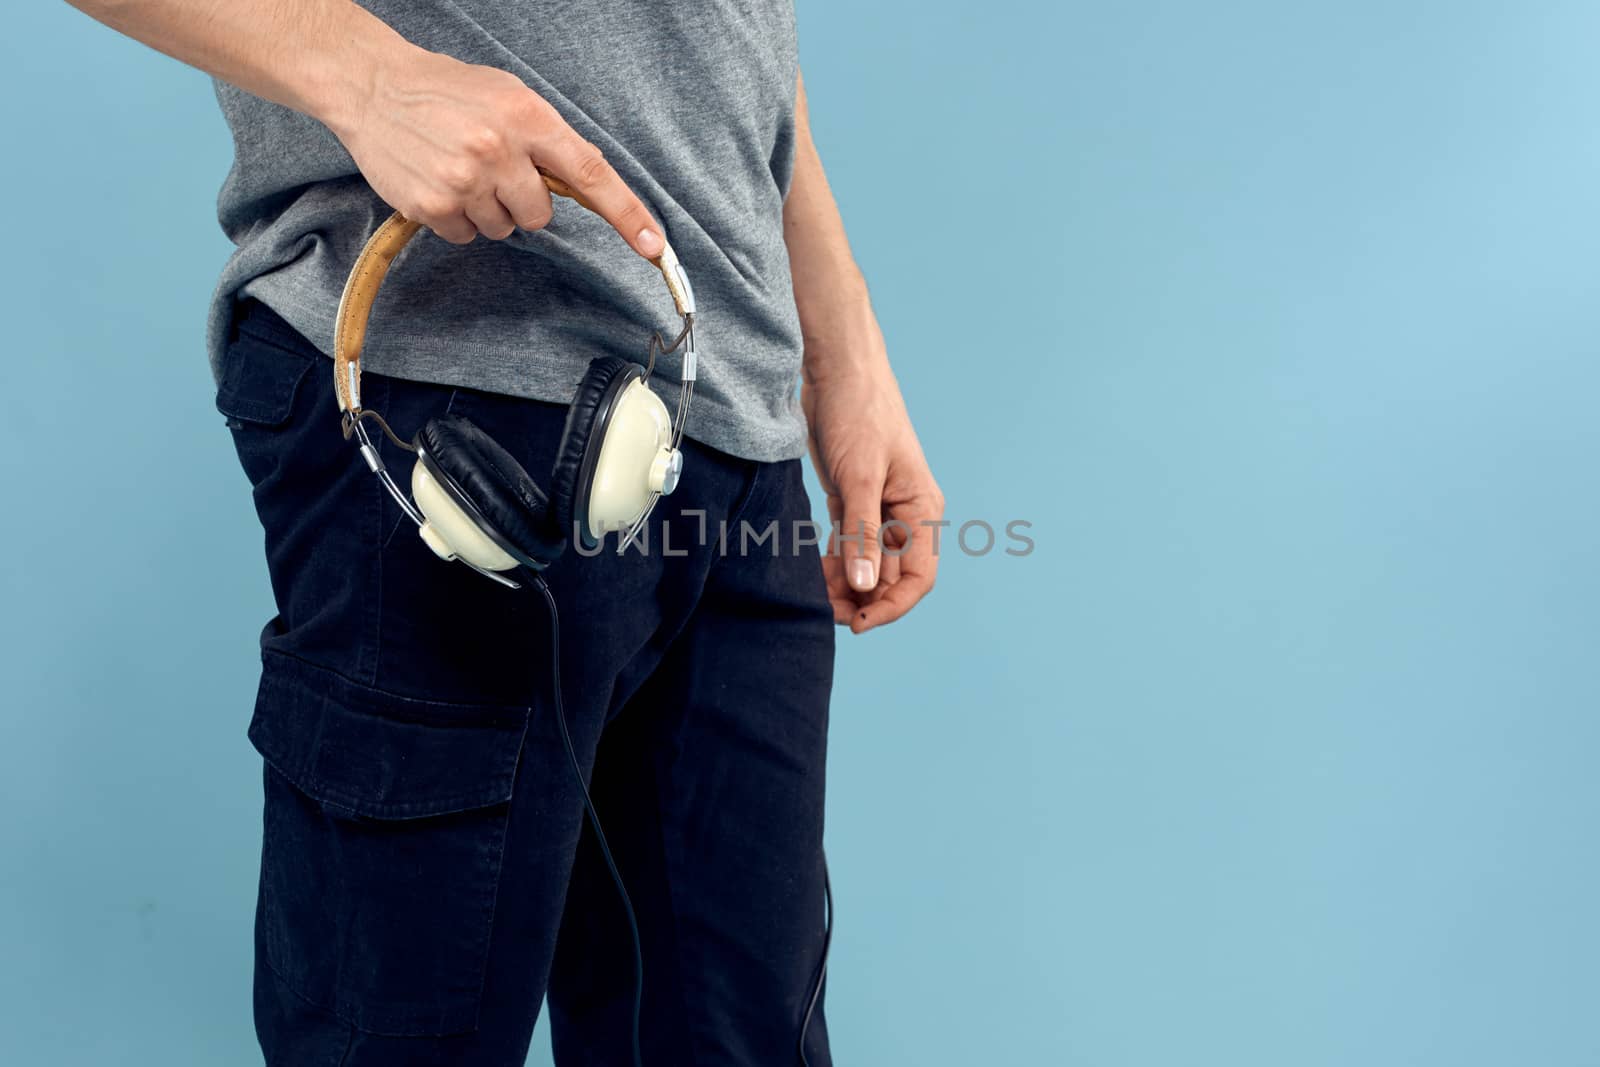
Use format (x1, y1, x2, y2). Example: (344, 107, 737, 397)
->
(533, 571, 833, 1067)
(531, 573, 645, 1067)
(797, 863, 833, 1067)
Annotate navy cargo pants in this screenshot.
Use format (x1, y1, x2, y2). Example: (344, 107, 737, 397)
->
(216, 299, 834, 1066)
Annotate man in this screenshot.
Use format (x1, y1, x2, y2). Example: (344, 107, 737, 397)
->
(67, 0, 943, 1063)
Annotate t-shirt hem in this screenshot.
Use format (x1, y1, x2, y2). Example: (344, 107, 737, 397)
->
(210, 282, 810, 465)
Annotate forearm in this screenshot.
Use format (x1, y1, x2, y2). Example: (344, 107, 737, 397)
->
(63, 0, 416, 133)
(784, 71, 886, 381)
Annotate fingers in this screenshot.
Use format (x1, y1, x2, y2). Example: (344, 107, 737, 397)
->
(820, 490, 857, 623)
(876, 532, 904, 590)
(417, 204, 478, 246)
(538, 135, 665, 258)
(853, 569, 935, 633)
(414, 157, 548, 244)
(820, 477, 944, 634)
(851, 504, 940, 633)
(838, 474, 886, 596)
(344, 56, 665, 251)
(496, 163, 556, 232)
(824, 580, 858, 625)
(464, 191, 517, 241)
(852, 529, 937, 634)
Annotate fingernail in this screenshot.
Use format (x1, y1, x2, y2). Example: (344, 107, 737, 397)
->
(637, 228, 664, 256)
(849, 559, 876, 591)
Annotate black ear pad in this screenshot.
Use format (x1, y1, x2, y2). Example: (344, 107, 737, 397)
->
(414, 413, 567, 568)
(549, 356, 643, 548)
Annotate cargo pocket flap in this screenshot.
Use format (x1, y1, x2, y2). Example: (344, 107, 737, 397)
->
(215, 328, 317, 427)
(248, 653, 529, 820)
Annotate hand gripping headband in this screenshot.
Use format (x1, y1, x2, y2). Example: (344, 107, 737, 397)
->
(333, 169, 696, 416)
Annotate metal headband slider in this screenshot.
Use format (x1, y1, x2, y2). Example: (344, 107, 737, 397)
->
(672, 261, 696, 316)
(358, 441, 385, 474)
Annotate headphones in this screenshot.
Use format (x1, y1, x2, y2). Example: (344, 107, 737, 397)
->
(333, 170, 698, 588)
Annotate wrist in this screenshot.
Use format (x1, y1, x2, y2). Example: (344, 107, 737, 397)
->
(298, 24, 419, 139)
(799, 293, 890, 384)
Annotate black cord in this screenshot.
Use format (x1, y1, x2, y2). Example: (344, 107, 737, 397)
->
(533, 571, 832, 1067)
(797, 864, 833, 1067)
(531, 573, 644, 1067)
(340, 407, 416, 452)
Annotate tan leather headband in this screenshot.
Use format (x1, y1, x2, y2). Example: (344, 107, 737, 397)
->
(334, 168, 694, 414)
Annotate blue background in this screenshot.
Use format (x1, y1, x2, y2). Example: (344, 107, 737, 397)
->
(4, 2, 1598, 1064)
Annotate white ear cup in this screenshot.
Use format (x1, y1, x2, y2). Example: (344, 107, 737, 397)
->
(411, 460, 520, 572)
(586, 379, 678, 541)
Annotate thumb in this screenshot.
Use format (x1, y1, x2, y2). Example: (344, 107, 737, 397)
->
(838, 475, 885, 593)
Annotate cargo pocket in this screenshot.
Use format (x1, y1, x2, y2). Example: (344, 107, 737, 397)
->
(215, 312, 317, 428)
(214, 310, 321, 489)
(249, 651, 530, 1037)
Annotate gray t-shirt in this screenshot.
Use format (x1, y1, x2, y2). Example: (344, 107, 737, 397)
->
(210, 0, 804, 463)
